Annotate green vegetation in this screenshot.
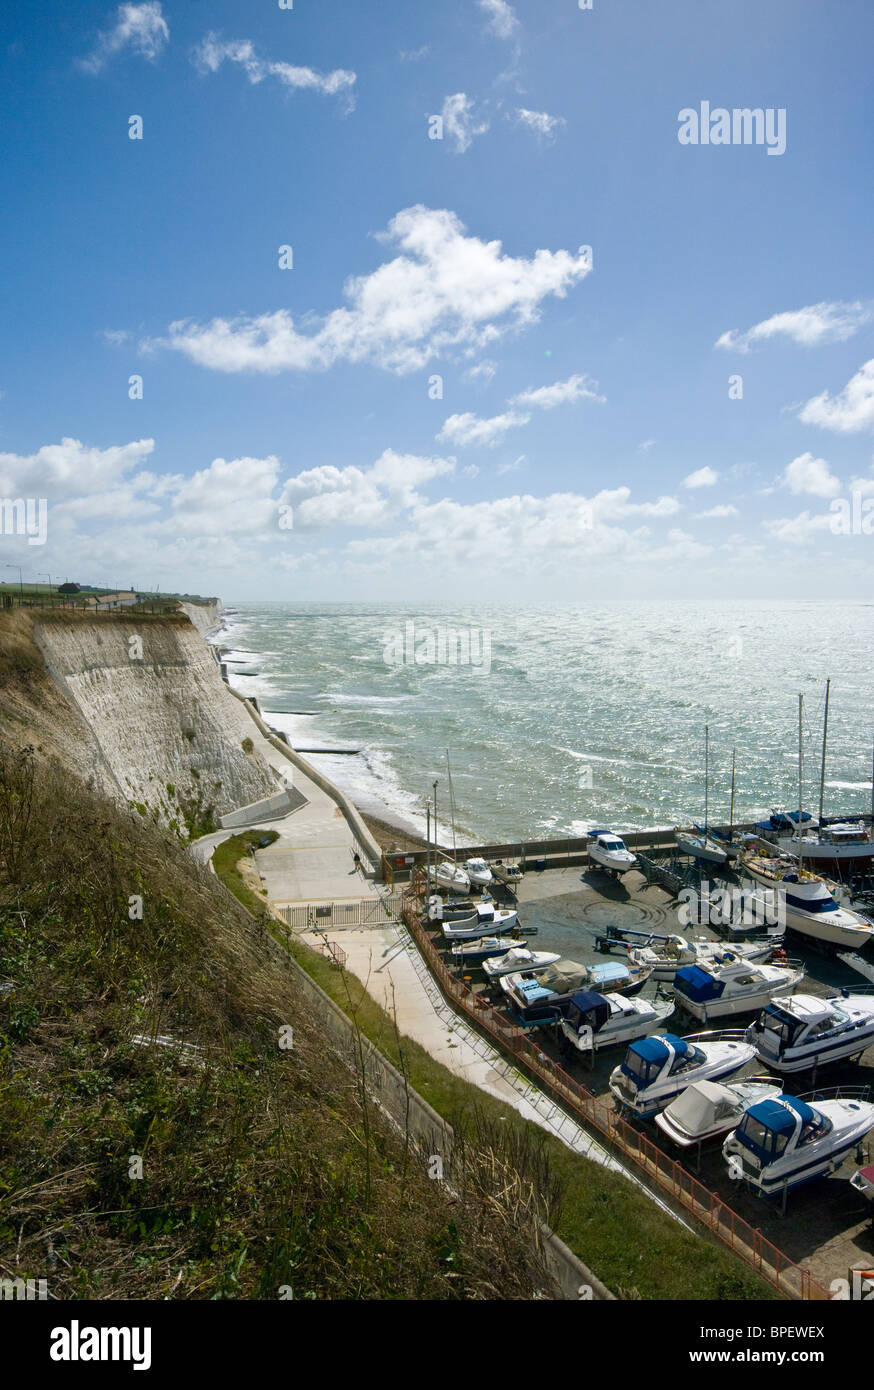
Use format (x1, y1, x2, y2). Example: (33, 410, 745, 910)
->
(0, 747, 556, 1300)
(212, 831, 279, 915)
(216, 846, 777, 1301)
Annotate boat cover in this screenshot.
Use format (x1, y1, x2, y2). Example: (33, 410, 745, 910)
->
(674, 964, 727, 1003)
(535, 960, 588, 991)
(565, 991, 611, 1033)
(589, 961, 631, 986)
(620, 1033, 691, 1084)
(662, 1080, 735, 1132)
(747, 1095, 815, 1134)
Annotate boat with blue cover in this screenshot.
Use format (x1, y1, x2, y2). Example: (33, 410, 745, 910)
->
(558, 989, 674, 1054)
(609, 1031, 756, 1119)
(671, 956, 804, 1022)
(723, 1088, 874, 1195)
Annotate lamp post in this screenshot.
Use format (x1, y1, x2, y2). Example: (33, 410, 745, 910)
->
(39, 571, 53, 608)
(5, 563, 23, 605)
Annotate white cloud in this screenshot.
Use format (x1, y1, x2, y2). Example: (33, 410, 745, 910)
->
(169, 455, 282, 535)
(438, 411, 530, 448)
(715, 301, 871, 353)
(0, 437, 155, 498)
(513, 108, 566, 140)
(150, 206, 594, 376)
(694, 504, 739, 519)
(465, 360, 498, 385)
(511, 373, 604, 410)
(79, 3, 169, 73)
(781, 451, 841, 498)
(763, 511, 836, 544)
(477, 0, 519, 40)
(282, 449, 454, 529)
(637, 439, 656, 453)
(497, 455, 526, 475)
(683, 467, 719, 488)
(440, 93, 490, 153)
(193, 33, 356, 106)
(798, 359, 874, 434)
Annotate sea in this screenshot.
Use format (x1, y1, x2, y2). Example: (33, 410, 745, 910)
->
(212, 600, 874, 846)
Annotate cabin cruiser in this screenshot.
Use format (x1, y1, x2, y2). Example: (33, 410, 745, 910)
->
(609, 1031, 756, 1119)
(439, 901, 519, 939)
(738, 849, 874, 949)
(558, 990, 674, 1055)
(674, 829, 729, 865)
(449, 936, 520, 965)
(723, 1089, 874, 1195)
(655, 1076, 783, 1150)
(671, 957, 805, 1023)
(629, 934, 776, 982)
(426, 893, 482, 922)
(427, 860, 471, 894)
(492, 861, 524, 885)
(501, 958, 652, 1002)
(765, 808, 874, 870)
(745, 993, 874, 1073)
(464, 857, 493, 886)
(587, 831, 637, 877)
(481, 945, 560, 978)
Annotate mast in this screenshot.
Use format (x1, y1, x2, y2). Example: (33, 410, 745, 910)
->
(818, 678, 830, 826)
(704, 725, 709, 833)
(445, 751, 458, 862)
(426, 798, 431, 887)
(432, 779, 438, 862)
(797, 694, 804, 866)
(729, 747, 736, 841)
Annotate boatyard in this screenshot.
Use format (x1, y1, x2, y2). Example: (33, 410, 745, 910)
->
(286, 833, 874, 1298)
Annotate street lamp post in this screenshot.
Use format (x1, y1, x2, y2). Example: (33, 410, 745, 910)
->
(5, 563, 23, 605)
(39, 572, 53, 608)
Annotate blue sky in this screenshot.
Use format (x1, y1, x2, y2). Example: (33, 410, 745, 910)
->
(1, 0, 873, 599)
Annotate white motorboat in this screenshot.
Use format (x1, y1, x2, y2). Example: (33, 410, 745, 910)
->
(745, 992, 874, 1073)
(428, 859, 471, 894)
(655, 1076, 783, 1149)
(558, 990, 675, 1055)
(723, 1088, 874, 1195)
(629, 934, 777, 982)
(772, 814, 874, 869)
(674, 829, 729, 865)
(426, 893, 481, 922)
(671, 956, 805, 1022)
(481, 945, 561, 978)
(609, 1031, 756, 1119)
(464, 857, 493, 886)
(440, 901, 519, 939)
(739, 849, 874, 949)
(449, 936, 520, 964)
(587, 831, 637, 877)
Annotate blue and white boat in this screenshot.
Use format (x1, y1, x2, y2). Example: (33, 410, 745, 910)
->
(738, 849, 874, 949)
(587, 830, 637, 877)
(609, 1031, 756, 1119)
(558, 990, 674, 1055)
(723, 1089, 874, 1195)
(745, 992, 874, 1073)
(671, 956, 804, 1022)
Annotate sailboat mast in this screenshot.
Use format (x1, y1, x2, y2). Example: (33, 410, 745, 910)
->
(797, 694, 804, 865)
(818, 678, 830, 826)
(445, 750, 458, 862)
(729, 747, 736, 839)
(704, 725, 709, 832)
(432, 779, 438, 859)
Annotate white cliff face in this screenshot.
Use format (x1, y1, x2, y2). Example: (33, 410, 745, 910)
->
(179, 600, 223, 635)
(33, 614, 275, 835)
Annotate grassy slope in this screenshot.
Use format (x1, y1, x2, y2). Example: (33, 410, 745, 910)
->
(0, 749, 562, 1300)
(214, 835, 778, 1301)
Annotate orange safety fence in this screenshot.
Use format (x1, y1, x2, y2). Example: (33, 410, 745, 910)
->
(402, 877, 831, 1301)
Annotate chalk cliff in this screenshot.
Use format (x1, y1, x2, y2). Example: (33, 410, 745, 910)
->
(1, 608, 276, 835)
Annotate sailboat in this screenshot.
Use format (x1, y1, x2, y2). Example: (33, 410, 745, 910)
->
(675, 726, 730, 864)
(739, 695, 874, 949)
(770, 682, 874, 872)
(426, 762, 471, 893)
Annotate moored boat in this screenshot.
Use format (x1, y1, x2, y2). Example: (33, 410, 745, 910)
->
(587, 830, 637, 877)
(558, 990, 674, 1054)
(481, 945, 560, 978)
(739, 849, 874, 949)
(449, 936, 521, 964)
(671, 956, 805, 1022)
(655, 1076, 783, 1149)
(744, 992, 874, 1073)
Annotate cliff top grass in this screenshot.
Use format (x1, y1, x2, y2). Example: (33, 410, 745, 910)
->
(0, 744, 560, 1300)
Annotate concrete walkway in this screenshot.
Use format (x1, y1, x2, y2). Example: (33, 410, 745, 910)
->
(192, 704, 384, 906)
(304, 921, 694, 1226)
